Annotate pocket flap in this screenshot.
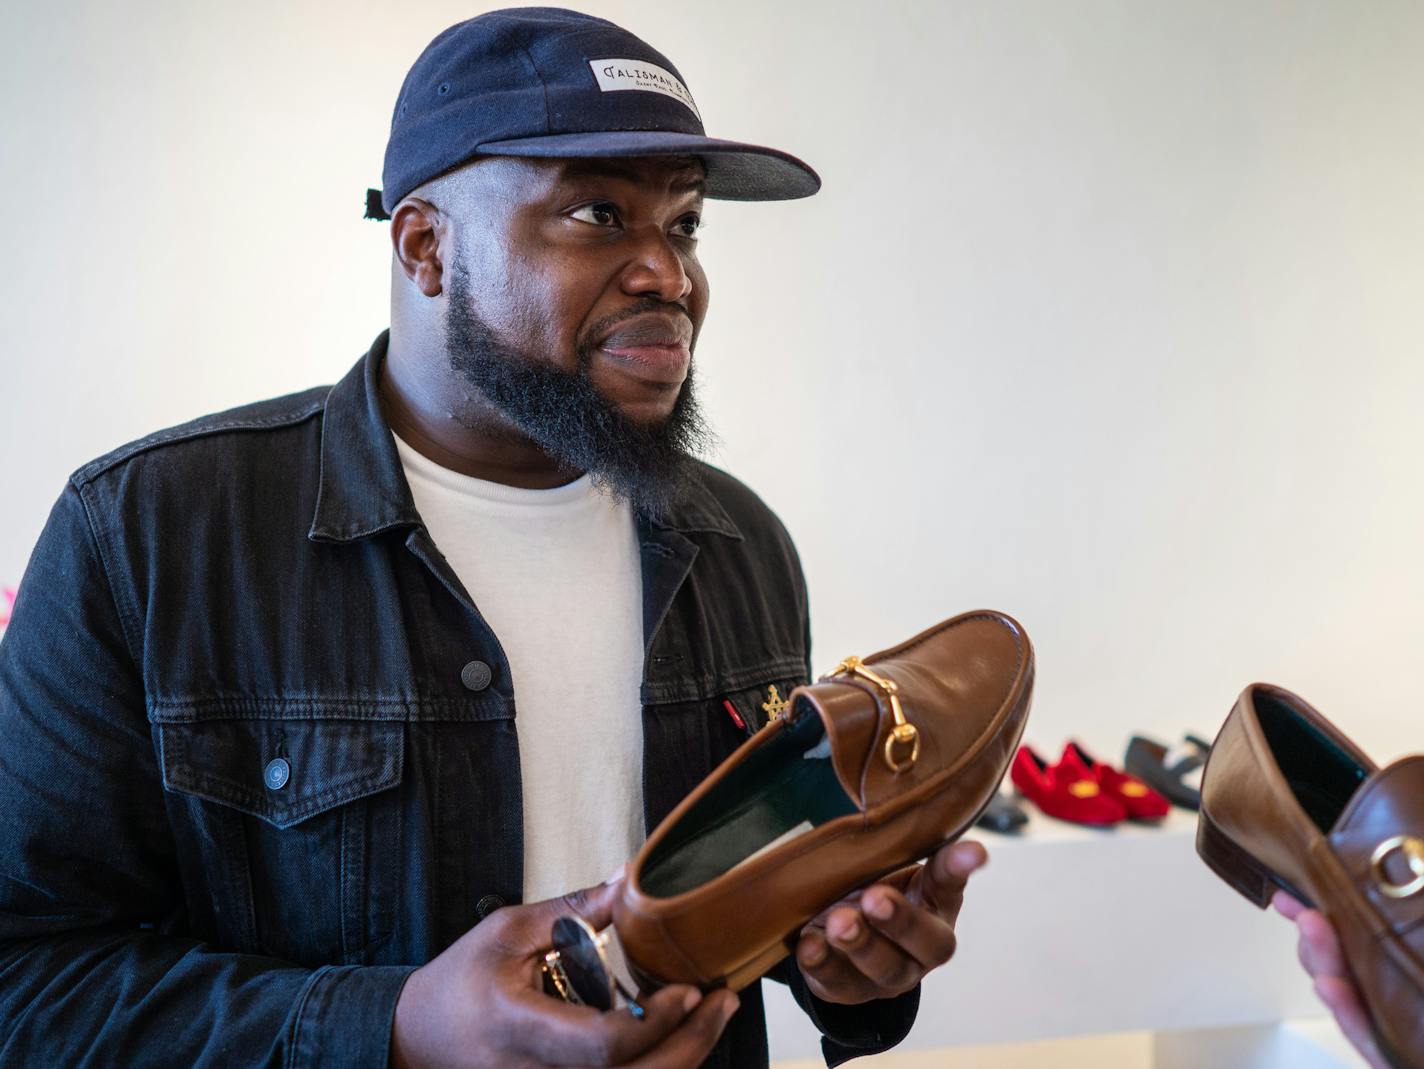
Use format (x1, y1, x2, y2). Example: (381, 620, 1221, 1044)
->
(158, 718, 403, 829)
(721, 675, 808, 732)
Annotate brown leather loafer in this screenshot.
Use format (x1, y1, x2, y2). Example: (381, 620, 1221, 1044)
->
(614, 609, 1034, 992)
(1197, 683, 1424, 1069)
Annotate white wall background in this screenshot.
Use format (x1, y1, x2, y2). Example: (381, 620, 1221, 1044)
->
(2, 0, 1421, 763)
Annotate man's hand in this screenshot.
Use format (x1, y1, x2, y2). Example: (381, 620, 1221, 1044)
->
(389, 878, 739, 1069)
(793, 840, 987, 1005)
(1273, 890, 1391, 1069)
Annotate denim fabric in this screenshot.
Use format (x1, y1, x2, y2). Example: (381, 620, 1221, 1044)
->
(0, 330, 917, 1068)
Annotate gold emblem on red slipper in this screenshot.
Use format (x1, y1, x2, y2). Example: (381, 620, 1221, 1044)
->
(1069, 781, 1100, 798)
(1121, 782, 1149, 798)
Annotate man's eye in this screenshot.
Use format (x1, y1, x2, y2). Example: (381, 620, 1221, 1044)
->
(570, 202, 620, 227)
(673, 214, 703, 239)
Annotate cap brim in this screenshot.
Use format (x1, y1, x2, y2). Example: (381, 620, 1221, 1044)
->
(473, 130, 820, 201)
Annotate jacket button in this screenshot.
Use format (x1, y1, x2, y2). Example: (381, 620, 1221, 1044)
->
(263, 757, 290, 791)
(476, 894, 505, 919)
(461, 660, 493, 692)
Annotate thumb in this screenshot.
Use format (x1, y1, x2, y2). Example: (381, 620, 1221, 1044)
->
(913, 839, 987, 923)
(556, 872, 624, 932)
(519, 866, 625, 938)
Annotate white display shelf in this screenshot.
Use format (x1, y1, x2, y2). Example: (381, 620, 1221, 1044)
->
(772, 1018, 1364, 1069)
(766, 806, 1366, 1066)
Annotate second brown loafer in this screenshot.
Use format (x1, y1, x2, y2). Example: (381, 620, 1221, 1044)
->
(1197, 683, 1424, 1069)
(614, 609, 1034, 992)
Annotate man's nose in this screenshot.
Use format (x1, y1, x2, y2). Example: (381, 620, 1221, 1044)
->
(619, 228, 693, 303)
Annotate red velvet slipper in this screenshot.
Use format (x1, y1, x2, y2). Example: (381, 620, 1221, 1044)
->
(1059, 741, 1171, 821)
(1010, 744, 1127, 825)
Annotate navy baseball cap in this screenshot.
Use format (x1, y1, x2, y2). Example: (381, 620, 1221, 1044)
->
(366, 7, 821, 219)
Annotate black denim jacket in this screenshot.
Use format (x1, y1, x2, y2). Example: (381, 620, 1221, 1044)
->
(0, 332, 917, 1068)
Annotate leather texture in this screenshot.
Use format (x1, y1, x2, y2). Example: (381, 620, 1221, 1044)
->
(614, 610, 1034, 991)
(1197, 683, 1424, 1069)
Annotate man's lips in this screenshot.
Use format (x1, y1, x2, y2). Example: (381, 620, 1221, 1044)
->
(596, 342, 690, 385)
(596, 313, 693, 385)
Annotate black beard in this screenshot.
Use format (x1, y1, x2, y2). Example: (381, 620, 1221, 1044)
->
(443, 262, 713, 521)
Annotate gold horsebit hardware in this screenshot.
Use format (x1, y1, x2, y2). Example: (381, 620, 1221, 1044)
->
(830, 655, 920, 774)
(1370, 835, 1424, 900)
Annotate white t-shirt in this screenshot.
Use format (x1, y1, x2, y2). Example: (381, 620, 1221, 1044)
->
(394, 435, 646, 904)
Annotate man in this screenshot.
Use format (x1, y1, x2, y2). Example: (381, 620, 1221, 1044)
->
(0, 9, 984, 1067)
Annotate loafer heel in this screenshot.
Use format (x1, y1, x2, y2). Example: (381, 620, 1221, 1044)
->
(1196, 814, 1279, 909)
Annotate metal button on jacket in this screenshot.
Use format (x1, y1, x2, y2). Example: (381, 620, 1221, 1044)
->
(476, 893, 505, 919)
(263, 757, 290, 791)
(460, 660, 492, 692)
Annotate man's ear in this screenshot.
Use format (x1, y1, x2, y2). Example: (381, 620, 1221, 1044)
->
(391, 197, 446, 297)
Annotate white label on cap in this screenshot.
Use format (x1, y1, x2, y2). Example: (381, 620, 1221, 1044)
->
(589, 58, 701, 120)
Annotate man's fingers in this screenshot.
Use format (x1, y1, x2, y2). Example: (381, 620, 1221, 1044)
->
(825, 904, 921, 991)
(497, 879, 624, 950)
(1277, 896, 1347, 980)
(1314, 977, 1390, 1069)
(860, 884, 957, 971)
(1274, 892, 1390, 1069)
(557, 878, 623, 932)
(945, 838, 990, 877)
(794, 843, 982, 1004)
(508, 982, 700, 1065)
(1297, 909, 1348, 977)
(623, 990, 740, 1069)
(795, 932, 869, 1004)
(910, 839, 987, 925)
(803, 866, 916, 930)
(1271, 889, 1307, 920)
(796, 929, 832, 973)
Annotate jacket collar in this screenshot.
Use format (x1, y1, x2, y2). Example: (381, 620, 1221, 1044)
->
(308, 330, 742, 543)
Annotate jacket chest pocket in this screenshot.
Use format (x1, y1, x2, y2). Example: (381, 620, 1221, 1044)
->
(642, 672, 809, 833)
(721, 676, 807, 736)
(153, 706, 404, 967)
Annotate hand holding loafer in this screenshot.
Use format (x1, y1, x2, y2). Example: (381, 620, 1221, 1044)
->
(794, 840, 989, 1005)
(390, 879, 738, 1069)
(1274, 890, 1396, 1069)
(614, 610, 1034, 993)
(1197, 683, 1424, 1068)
